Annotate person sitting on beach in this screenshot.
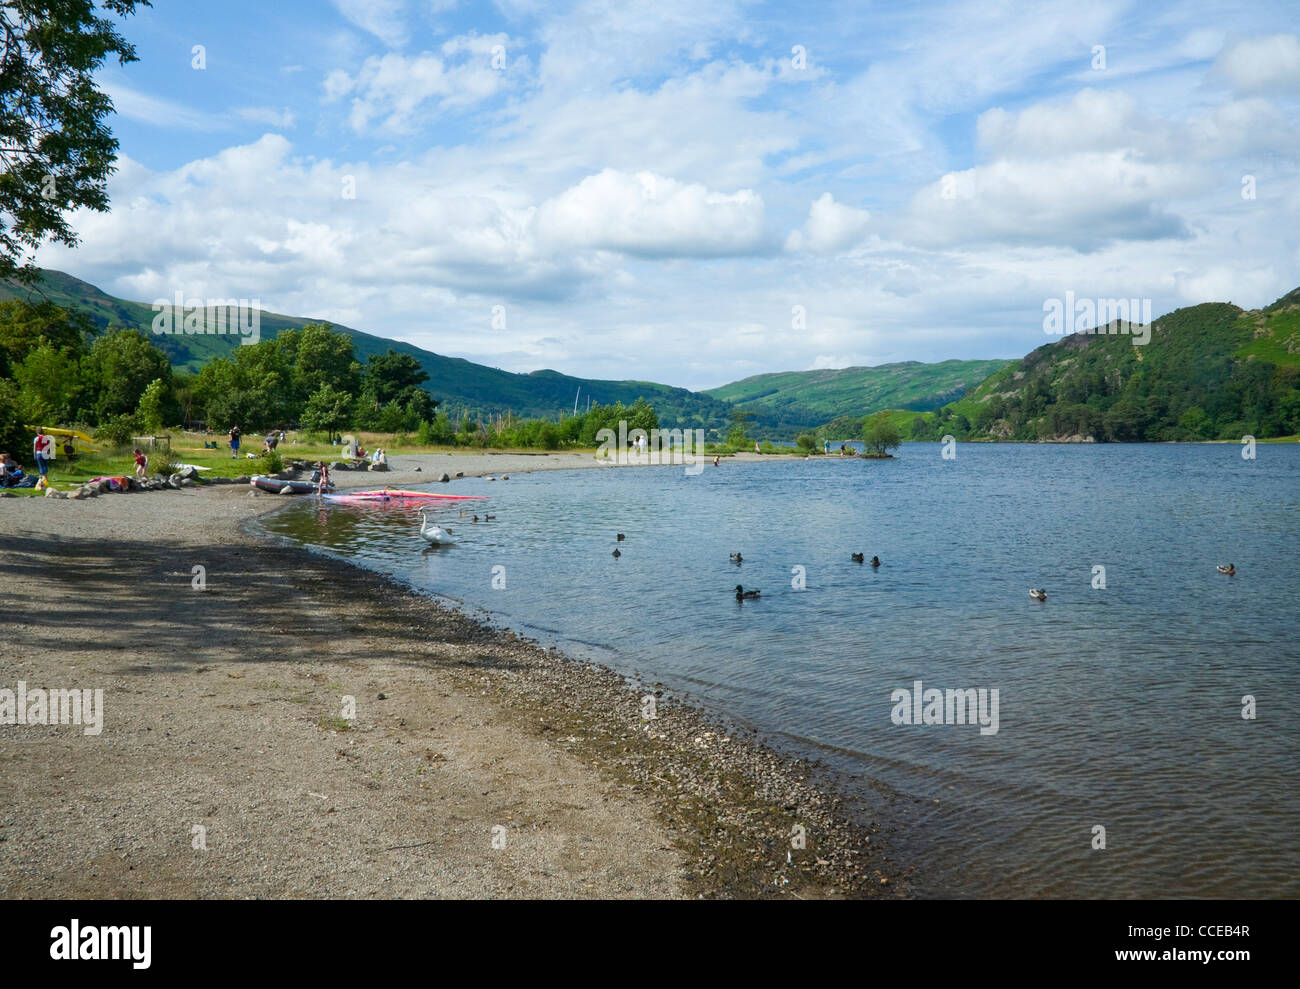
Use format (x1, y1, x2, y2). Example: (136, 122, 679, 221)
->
(133, 447, 148, 479)
(372, 447, 387, 466)
(0, 453, 21, 487)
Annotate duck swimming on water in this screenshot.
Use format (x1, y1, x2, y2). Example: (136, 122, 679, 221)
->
(1217, 564, 1236, 575)
(730, 553, 743, 563)
(851, 553, 865, 563)
(1029, 588, 1046, 601)
(870, 556, 881, 567)
(735, 584, 760, 600)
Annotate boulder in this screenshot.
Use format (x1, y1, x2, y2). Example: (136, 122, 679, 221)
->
(234, 475, 251, 484)
(367, 461, 390, 471)
(455, 471, 463, 478)
(330, 461, 350, 471)
(43, 487, 65, 498)
(279, 484, 294, 495)
(177, 465, 197, 481)
(68, 488, 86, 499)
(180, 477, 196, 487)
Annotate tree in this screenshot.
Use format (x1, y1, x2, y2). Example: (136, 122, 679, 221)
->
(0, 1, 149, 283)
(136, 377, 166, 432)
(727, 407, 756, 447)
(861, 411, 902, 455)
(0, 299, 94, 376)
(82, 328, 171, 419)
(12, 341, 81, 423)
(278, 323, 359, 402)
(0, 378, 27, 462)
(363, 349, 428, 406)
(300, 383, 352, 443)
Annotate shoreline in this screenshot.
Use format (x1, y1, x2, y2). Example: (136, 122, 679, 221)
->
(0, 475, 908, 899)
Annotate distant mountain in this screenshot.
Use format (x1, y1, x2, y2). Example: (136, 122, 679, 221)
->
(925, 290, 1300, 441)
(0, 269, 735, 432)
(704, 359, 1011, 434)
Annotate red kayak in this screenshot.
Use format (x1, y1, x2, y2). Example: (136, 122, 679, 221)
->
(347, 488, 486, 500)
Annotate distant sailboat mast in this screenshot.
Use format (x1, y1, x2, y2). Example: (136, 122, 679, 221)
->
(573, 387, 580, 416)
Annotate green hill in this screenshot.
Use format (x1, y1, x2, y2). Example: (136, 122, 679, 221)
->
(0, 269, 735, 432)
(913, 290, 1300, 442)
(704, 359, 1011, 434)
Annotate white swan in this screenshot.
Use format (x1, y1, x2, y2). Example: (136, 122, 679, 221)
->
(419, 509, 451, 545)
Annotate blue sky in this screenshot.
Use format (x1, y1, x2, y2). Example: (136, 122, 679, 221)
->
(36, 0, 1300, 390)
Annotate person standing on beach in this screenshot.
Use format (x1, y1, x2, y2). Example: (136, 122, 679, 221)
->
(133, 447, 148, 479)
(33, 430, 53, 477)
(229, 424, 241, 459)
(315, 461, 330, 494)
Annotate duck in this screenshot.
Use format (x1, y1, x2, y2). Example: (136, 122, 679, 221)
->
(735, 584, 760, 600)
(1029, 588, 1046, 601)
(1217, 564, 1235, 575)
(729, 553, 743, 563)
(472, 515, 479, 522)
(616, 533, 625, 541)
(851, 553, 865, 563)
(484, 513, 496, 520)
(870, 556, 881, 567)
(418, 510, 451, 545)
(612, 548, 621, 558)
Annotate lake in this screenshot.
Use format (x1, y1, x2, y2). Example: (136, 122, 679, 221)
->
(254, 443, 1300, 898)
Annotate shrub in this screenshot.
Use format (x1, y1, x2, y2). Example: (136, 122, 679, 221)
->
(94, 413, 141, 447)
(260, 449, 284, 475)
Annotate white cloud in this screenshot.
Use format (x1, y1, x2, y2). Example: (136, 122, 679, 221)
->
(236, 106, 296, 129)
(1212, 34, 1300, 94)
(785, 193, 870, 254)
(903, 152, 1194, 251)
(331, 0, 409, 49)
(102, 80, 218, 130)
(324, 47, 512, 132)
(537, 169, 766, 258)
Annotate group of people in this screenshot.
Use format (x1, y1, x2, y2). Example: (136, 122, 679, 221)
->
(1, 429, 80, 488)
(224, 425, 291, 458)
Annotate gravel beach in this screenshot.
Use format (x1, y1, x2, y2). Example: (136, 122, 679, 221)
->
(0, 455, 906, 899)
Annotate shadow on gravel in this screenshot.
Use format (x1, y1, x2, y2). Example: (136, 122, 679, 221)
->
(0, 530, 496, 675)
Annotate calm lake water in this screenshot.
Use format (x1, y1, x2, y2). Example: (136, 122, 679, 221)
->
(254, 444, 1300, 898)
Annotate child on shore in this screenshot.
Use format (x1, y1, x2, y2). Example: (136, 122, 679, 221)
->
(133, 448, 148, 479)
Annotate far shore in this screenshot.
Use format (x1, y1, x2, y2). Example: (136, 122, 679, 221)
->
(0, 478, 904, 899)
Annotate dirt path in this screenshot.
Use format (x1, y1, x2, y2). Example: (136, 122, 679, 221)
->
(0, 487, 682, 898)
